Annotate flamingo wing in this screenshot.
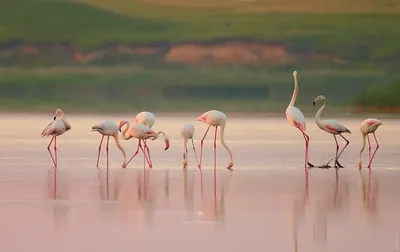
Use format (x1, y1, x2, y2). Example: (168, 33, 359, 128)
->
(321, 119, 351, 134)
(286, 106, 306, 131)
(41, 121, 54, 137)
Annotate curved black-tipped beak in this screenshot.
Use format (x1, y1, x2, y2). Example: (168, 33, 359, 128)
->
(313, 101, 316, 106)
(53, 116, 56, 120)
(119, 128, 121, 132)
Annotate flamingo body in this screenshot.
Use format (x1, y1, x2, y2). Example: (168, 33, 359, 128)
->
(313, 95, 351, 168)
(41, 108, 71, 167)
(135, 111, 156, 128)
(91, 120, 126, 169)
(357, 118, 382, 169)
(197, 110, 233, 170)
(181, 123, 200, 169)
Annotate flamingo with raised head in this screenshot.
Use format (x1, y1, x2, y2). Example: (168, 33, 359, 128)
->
(286, 70, 314, 169)
(313, 95, 351, 168)
(119, 120, 168, 168)
(134, 111, 170, 167)
(197, 110, 233, 170)
(357, 118, 382, 169)
(91, 120, 126, 170)
(181, 123, 200, 169)
(41, 108, 71, 167)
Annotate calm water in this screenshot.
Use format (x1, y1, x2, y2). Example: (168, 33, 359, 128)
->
(0, 114, 399, 252)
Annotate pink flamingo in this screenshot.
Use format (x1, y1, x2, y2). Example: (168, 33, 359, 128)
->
(286, 70, 314, 169)
(197, 110, 233, 170)
(134, 111, 170, 167)
(119, 120, 168, 168)
(181, 123, 200, 169)
(357, 118, 382, 169)
(313, 95, 351, 168)
(41, 108, 71, 168)
(91, 120, 126, 170)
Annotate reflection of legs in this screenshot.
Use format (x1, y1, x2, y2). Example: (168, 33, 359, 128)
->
(96, 135, 105, 168)
(47, 136, 56, 167)
(191, 139, 200, 169)
(367, 133, 380, 168)
(199, 125, 211, 169)
(335, 134, 349, 168)
(124, 139, 141, 168)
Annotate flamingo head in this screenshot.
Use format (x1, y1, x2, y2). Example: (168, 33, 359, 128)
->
(53, 108, 63, 120)
(183, 159, 188, 168)
(164, 139, 170, 151)
(118, 120, 128, 131)
(313, 95, 327, 106)
(357, 160, 362, 170)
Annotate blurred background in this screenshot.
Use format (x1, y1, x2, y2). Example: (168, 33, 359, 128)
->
(0, 0, 399, 114)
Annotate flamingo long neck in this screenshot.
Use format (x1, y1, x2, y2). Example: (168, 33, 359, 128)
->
(113, 135, 126, 167)
(315, 100, 327, 125)
(191, 138, 200, 166)
(289, 74, 299, 107)
(219, 124, 233, 163)
(358, 133, 367, 164)
(157, 130, 169, 141)
(121, 122, 131, 140)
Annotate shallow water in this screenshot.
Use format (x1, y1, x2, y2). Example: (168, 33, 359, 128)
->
(0, 114, 399, 252)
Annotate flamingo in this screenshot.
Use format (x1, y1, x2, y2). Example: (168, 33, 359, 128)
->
(41, 108, 71, 168)
(91, 120, 127, 170)
(197, 110, 233, 170)
(357, 118, 382, 169)
(313, 95, 351, 168)
(118, 120, 168, 168)
(134, 111, 170, 167)
(286, 70, 314, 169)
(181, 123, 200, 169)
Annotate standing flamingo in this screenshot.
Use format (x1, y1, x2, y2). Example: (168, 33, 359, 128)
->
(313, 95, 351, 168)
(91, 120, 127, 170)
(134, 111, 170, 167)
(357, 118, 382, 169)
(181, 123, 200, 169)
(197, 110, 233, 170)
(286, 70, 314, 169)
(41, 108, 71, 168)
(119, 120, 168, 168)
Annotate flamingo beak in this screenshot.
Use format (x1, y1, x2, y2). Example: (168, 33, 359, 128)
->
(53, 116, 56, 120)
(313, 101, 316, 106)
(165, 140, 170, 151)
(119, 128, 121, 132)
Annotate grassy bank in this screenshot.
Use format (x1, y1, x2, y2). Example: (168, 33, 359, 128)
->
(0, 66, 395, 113)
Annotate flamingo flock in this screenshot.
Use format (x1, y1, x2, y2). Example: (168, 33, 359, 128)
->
(41, 71, 382, 171)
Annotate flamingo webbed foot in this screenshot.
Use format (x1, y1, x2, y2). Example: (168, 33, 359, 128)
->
(226, 162, 234, 170)
(335, 161, 344, 168)
(307, 162, 314, 168)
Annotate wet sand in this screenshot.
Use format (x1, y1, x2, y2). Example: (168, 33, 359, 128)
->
(0, 114, 399, 252)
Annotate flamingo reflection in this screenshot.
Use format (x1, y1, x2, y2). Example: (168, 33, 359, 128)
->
(47, 168, 69, 228)
(359, 169, 379, 219)
(292, 172, 309, 252)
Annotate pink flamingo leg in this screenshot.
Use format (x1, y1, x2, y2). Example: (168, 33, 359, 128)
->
(213, 126, 217, 176)
(333, 135, 340, 168)
(106, 136, 110, 171)
(199, 125, 212, 169)
(367, 134, 372, 161)
(140, 141, 152, 168)
(144, 140, 152, 167)
(54, 136, 58, 168)
(298, 129, 314, 168)
(96, 135, 105, 168)
(47, 136, 56, 167)
(335, 134, 349, 168)
(191, 139, 200, 169)
(367, 133, 380, 169)
(124, 139, 141, 168)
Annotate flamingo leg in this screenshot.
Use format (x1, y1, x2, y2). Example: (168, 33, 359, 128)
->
(191, 138, 200, 169)
(54, 136, 58, 168)
(199, 125, 212, 169)
(47, 136, 57, 167)
(367, 134, 371, 161)
(106, 136, 110, 171)
(335, 134, 349, 168)
(213, 126, 217, 175)
(367, 133, 380, 169)
(124, 139, 141, 168)
(144, 140, 152, 167)
(140, 140, 152, 168)
(298, 128, 314, 168)
(96, 135, 105, 168)
(333, 135, 340, 168)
